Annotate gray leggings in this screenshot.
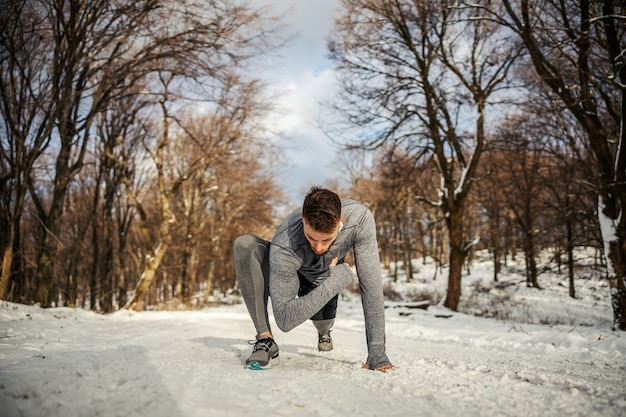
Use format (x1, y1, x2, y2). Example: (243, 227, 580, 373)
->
(233, 234, 337, 336)
(234, 234, 271, 335)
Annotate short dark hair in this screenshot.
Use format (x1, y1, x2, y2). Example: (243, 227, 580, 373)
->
(302, 186, 342, 233)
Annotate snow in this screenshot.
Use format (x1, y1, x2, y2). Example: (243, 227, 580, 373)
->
(1, 249, 625, 417)
(597, 196, 620, 278)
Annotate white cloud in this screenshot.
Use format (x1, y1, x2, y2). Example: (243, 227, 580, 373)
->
(266, 68, 342, 201)
(255, 0, 345, 202)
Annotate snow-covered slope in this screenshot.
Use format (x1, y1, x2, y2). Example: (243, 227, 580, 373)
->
(1, 252, 625, 417)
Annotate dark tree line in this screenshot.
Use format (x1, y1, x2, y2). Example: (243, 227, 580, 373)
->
(0, 0, 286, 310)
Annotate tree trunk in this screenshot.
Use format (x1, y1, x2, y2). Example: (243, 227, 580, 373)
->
(100, 180, 116, 313)
(179, 192, 198, 304)
(444, 208, 466, 311)
(34, 240, 57, 307)
(599, 197, 626, 331)
(490, 211, 501, 282)
(0, 228, 15, 300)
(393, 223, 399, 282)
(566, 217, 576, 298)
(125, 243, 169, 311)
(402, 220, 413, 282)
(1, 182, 27, 301)
(522, 233, 540, 289)
(101, 221, 115, 313)
(90, 185, 101, 310)
(203, 261, 215, 304)
(34, 185, 67, 307)
(124, 84, 175, 311)
(33, 130, 76, 307)
(116, 216, 130, 309)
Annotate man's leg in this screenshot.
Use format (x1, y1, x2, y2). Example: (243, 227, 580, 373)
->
(233, 234, 279, 369)
(234, 234, 271, 335)
(298, 276, 339, 351)
(311, 295, 338, 351)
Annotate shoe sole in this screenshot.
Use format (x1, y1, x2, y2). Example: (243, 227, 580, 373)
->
(247, 354, 279, 370)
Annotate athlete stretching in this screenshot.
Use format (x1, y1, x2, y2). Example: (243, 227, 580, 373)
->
(233, 186, 395, 372)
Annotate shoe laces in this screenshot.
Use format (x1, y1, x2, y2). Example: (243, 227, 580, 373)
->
(318, 332, 332, 343)
(249, 337, 274, 353)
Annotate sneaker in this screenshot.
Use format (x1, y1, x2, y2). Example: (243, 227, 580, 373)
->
(318, 332, 333, 352)
(245, 336, 279, 370)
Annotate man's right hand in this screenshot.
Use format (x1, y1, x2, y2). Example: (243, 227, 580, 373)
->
(330, 257, 350, 268)
(363, 363, 397, 373)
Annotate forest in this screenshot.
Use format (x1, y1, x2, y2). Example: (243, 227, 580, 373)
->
(1, 1, 624, 330)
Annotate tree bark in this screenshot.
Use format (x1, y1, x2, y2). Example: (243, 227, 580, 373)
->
(125, 245, 169, 311)
(444, 205, 466, 311)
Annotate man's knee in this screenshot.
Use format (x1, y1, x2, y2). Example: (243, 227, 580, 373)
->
(234, 234, 258, 254)
(234, 234, 269, 268)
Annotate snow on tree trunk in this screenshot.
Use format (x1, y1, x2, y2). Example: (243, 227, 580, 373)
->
(598, 197, 626, 330)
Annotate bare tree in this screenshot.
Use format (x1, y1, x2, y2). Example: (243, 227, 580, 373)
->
(91, 92, 145, 312)
(123, 75, 180, 311)
(1, 0, 284, 307)
(475, 155, 506, 282)
(124, 66, 280, 310)
(126, 74, 279, 308)
(497, 0, 626, 330)
(485, 119, 547, 289)
(200, 155, 284, 300)
(327, 0, 520, 310)
(541, 139, 599, 299)
(26, 0, 174, 308)
(0, 1, 56, 301)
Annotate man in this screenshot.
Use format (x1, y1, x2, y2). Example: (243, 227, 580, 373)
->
(233, 186, 394, 372)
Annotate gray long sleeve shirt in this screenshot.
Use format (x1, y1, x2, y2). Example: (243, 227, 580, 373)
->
(269, 199, 390, 369)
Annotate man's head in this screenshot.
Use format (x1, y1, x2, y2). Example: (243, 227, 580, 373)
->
(301, 186, 343, 255)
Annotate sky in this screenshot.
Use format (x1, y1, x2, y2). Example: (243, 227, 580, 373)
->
(256, 0, 345, 203)
(2, 248, 625, 416)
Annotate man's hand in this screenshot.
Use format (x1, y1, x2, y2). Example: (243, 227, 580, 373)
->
(329, 257, 350, 268)
(363, 363, 397, 373)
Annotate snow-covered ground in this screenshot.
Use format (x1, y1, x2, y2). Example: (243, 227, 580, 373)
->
(1, 250, 625, 417)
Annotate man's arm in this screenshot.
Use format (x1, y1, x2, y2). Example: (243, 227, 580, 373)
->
(353, 208, 393, 370)
(269, 245, 354, 332)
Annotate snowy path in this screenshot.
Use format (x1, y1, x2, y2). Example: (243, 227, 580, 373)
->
(1, 300, 625, 417)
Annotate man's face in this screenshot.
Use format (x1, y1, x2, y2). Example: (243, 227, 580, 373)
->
(302, 216, 343, 256)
